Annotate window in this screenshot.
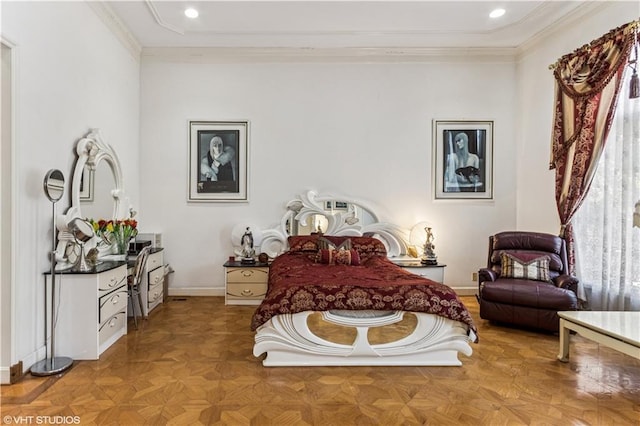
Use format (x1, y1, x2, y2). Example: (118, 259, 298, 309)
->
(573, 69, 640, 310)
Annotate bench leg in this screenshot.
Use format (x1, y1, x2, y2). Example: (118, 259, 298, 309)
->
(557, 318, 570, 362)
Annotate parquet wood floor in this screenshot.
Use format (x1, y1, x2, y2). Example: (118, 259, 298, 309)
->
(1, 296, 639, 425)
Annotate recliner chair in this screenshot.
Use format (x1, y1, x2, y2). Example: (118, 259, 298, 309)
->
(477, 231, 579, 333)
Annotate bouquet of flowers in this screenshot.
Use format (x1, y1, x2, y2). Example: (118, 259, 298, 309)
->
(89, 218, 138, 255)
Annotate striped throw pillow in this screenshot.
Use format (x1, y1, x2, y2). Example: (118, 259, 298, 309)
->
(500, 252, 550, 282)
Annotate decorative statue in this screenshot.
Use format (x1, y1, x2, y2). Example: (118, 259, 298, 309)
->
(421, 226, 438, 265)
(240, 227, 256, 263)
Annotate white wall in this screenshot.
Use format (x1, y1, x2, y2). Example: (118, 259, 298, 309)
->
(1, 2, 140, 376)
(140, 58, 518, 294)
(516, 2, 639, 231)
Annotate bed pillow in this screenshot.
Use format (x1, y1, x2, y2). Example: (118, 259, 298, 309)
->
(317, 236, 352, 251)
(500, 252, 550, 282)
(288, 235, 320, 253)
(349, 236, 387, 260)
(316, 248, 361, 266)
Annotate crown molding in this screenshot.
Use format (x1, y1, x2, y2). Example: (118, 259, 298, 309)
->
(516, 1, 611, 60)
(141, 46, 518, 64)
(88, 1, 142, 60)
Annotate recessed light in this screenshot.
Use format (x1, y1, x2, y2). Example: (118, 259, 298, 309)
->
(489, 8, 505, 18)
(185, 8, 199, 19)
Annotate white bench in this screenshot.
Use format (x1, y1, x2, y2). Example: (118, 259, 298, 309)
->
(557, 311, 640, 362)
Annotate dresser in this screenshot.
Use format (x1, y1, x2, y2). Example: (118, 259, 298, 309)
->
(46, 261, 127, 360)
(130, 247, 165, 317)
(223, 261, 269, 305)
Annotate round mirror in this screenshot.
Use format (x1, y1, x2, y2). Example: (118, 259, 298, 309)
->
(43, 169, 65, 202)
(68, 217, 95, 243)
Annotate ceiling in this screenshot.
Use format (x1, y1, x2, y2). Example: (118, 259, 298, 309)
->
(104, 1, 599, 50)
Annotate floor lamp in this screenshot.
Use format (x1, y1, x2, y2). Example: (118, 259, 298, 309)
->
(31, 169, 73, 376)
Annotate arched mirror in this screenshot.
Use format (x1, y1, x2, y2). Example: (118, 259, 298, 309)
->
(70, 129, 124, 219)
(54, 129, 127, 269)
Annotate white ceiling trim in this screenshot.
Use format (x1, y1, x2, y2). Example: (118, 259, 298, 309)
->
(144, 0, 184, 36)
(141, 46, 518, 64)
(88, 1, 142, 60)
(516, 1, 611, 59)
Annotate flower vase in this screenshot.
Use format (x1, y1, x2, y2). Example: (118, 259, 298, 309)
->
(116, 238, 130, 256)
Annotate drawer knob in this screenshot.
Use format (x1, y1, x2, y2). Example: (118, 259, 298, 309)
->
(109, 318, 117, 328)
(241, 289, 254, 296)
(111, 295, 120, 304)
(242, 271, 253, 277)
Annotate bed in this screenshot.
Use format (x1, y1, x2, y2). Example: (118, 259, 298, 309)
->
(250, 191, 477, 367)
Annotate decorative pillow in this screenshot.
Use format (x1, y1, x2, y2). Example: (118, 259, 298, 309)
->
(317, 236, 352, 251)
(349, 236, 387, 260)
(287, 235, 320, 253)
(316, 248, 361, 266)
(500, 252, 550, 282)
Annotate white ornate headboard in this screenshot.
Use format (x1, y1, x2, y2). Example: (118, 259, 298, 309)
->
(258, 190, 411, 258)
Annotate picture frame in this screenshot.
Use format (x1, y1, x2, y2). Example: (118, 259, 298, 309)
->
(79, 166, 94, 201)
(433, 120, 493, 200)
(188, 120, 249, 202)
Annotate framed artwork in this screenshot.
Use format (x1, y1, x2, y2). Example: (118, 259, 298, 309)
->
(433, 120, 493, 200)
(324, 201, 349, 210)
(188, 120, 249, 202)
(79, 166, 94, 201)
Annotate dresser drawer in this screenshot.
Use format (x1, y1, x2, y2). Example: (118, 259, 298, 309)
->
(148, 281, 163, 305)
(99, 312, 126, 346)
(99, 287, 127, 324)
(147, 251, 163, 272)
(98, 265, 127, 296)
(148, 265, 164, 289)
(226, 282, 267, 299)
(227, 267, 268, 284)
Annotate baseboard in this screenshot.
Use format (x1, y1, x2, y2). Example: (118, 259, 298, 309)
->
(451, 287, 478, 296)
(0, 366, 10, 384)
(168, 287, 224, 297)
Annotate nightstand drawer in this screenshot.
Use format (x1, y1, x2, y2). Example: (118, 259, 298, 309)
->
(227, 267, 268, 283)
(226, 282, 267, 299)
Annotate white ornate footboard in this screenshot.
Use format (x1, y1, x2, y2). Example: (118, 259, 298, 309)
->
(253, 310, 474, 366)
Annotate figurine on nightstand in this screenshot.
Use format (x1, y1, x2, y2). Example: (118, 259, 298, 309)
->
(240, 227, 256, 264)
(421, 226, 438, 265)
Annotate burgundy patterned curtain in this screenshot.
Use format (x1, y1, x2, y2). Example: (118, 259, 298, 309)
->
(549, 21, 639, 273)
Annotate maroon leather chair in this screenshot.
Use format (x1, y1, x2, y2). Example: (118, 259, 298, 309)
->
(477, 231, 579, 333)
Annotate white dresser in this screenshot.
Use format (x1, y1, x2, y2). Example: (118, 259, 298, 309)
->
(47, 261, 128, 360)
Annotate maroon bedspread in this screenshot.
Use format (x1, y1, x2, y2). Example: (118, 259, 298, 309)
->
(250, 253, 477, 339)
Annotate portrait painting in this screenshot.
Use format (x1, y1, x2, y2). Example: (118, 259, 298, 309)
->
(433, 120, 493, 200)
(188, 120, 249, 202)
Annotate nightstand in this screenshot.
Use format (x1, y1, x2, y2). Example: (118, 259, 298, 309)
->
(223, 261, 269, 305)
(397, 262, 446, 284)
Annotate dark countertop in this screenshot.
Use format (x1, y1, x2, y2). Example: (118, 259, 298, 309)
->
(47, 260, 127, 275)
